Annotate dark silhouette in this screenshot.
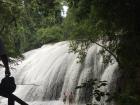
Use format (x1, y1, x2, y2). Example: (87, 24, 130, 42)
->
(63, 92, 67, 104)
(0, 38, 28, 105)
(0, 38, 11, 76)
(68, 92, 74, 104)
(0, 76, 17, 105)
(0, 76, 16, 94)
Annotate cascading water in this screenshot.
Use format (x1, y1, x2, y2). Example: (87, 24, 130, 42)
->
(0, 41, 118, 105)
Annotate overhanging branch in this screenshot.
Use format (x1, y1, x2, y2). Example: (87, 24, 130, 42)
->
(93, 41, 120, 66)
(75, 39, 120, 66)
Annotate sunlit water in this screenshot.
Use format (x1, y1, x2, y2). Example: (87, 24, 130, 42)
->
(0, 41, 118, 105)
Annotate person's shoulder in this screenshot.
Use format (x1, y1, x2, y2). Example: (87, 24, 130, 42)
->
(2, 76, 15, 82)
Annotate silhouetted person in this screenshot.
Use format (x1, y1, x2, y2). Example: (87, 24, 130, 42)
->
(0, 39, 28, 105)
(0, 38, 11, 76)
(63, 92, 67, 104)
(68, 92, 74, 104)
(0, 38, 15, 100)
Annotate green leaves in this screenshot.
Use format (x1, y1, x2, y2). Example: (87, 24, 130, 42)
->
(0, 0, 64, 56)
(69, 40, 91, 63)
(36, 26, 64, 44)
(76, 79, 110, 104)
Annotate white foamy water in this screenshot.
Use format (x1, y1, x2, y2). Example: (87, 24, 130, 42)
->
(0, 41, 118, 105)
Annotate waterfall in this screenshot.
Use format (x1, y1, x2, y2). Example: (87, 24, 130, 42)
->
(0, 41, 118, 105)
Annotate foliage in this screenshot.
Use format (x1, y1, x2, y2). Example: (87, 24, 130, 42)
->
(63, 0, 140, 64)
(63, 0, 140, 105)
(36, 26, 64, 45)
(1, 0, 140, 104)
(0, 0, 64, 57)
(76, 79, 110, 105)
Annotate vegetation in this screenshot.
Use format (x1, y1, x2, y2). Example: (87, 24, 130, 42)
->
(0, 0, 63, 57)
(63, 0, 140, 105)
(76, 79, 110, 105)
(1, 0, 140, 105)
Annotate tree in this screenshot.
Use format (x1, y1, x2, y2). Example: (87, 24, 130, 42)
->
(0, 0, 64, 57)
(63, 0, 140, 105)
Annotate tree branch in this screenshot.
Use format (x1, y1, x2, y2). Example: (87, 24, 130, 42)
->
(93, 41, 120, 66)
(76, 39, 120, 66)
